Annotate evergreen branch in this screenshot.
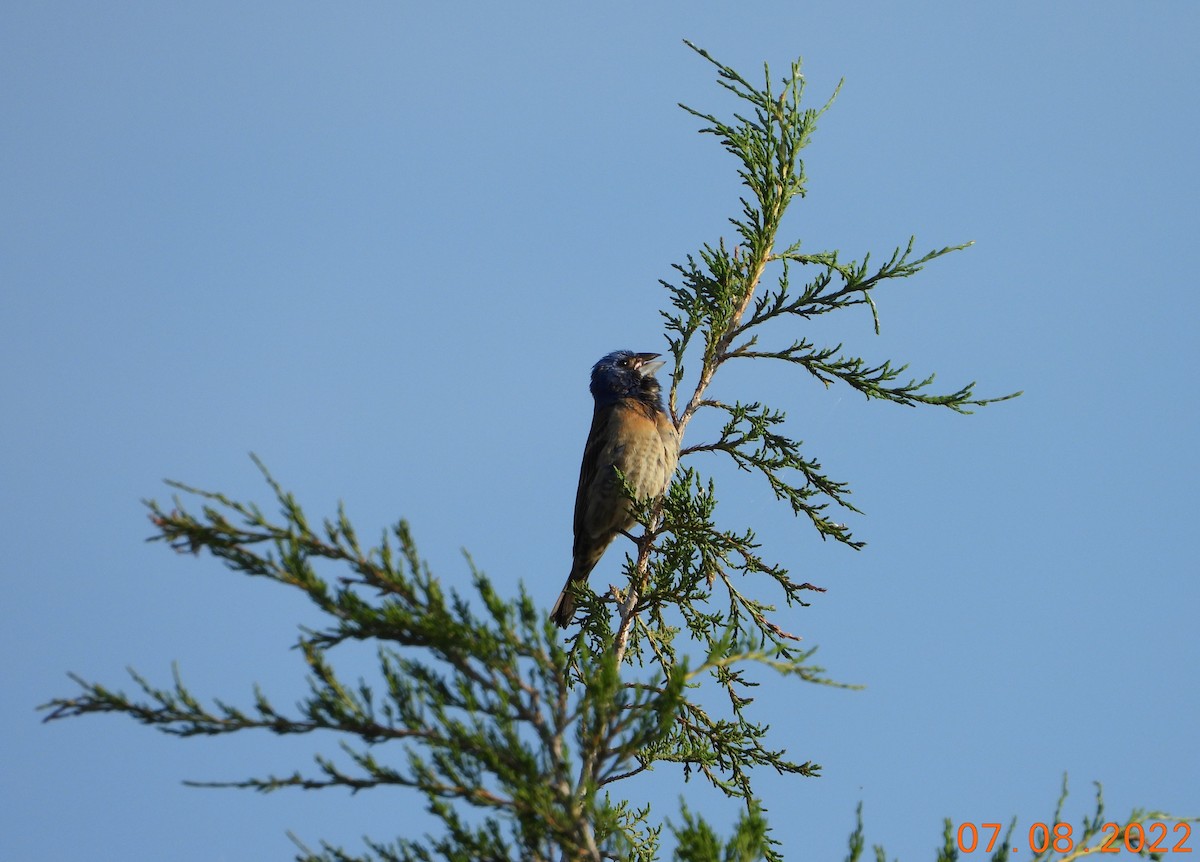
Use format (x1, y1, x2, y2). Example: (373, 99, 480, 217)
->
(288, 806, 520, 862)
(658, 48, 1018, 662)
(45, 468, 631, 859)
(681, 402, 863, 540)
(42, 664, 410, 741)
(648, 696, 820, 801)
(746, 239, 971, 330)
(672, 800, 778, 862)
(724, 344, 1021, 412)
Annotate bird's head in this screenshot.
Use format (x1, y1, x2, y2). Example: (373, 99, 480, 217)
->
(590, 351, 667, 407)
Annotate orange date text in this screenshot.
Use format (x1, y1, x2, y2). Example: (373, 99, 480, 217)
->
(955, 821, 1193, 854)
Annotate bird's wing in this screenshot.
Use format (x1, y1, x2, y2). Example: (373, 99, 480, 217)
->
(573, 404, 613, 550)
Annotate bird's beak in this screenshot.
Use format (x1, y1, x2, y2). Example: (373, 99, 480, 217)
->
(634, 352, 666, 377)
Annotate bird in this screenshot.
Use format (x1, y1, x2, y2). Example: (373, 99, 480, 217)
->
(550, 350, 679, 628)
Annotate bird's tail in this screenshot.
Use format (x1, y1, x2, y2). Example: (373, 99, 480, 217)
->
(549, 577, 577, 628)
(549, 550, 604, 628)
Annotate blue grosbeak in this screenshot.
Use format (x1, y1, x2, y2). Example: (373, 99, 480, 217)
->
(550, 351, 680, 628)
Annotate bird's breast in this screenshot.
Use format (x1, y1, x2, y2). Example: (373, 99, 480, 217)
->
(602, 406, 677, 497)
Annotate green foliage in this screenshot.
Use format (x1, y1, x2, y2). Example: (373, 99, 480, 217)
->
(42, 40, 1161, 862)
(671, 801, 774, 862)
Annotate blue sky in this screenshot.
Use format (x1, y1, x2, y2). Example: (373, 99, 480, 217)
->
(3, 3, 1198, 860)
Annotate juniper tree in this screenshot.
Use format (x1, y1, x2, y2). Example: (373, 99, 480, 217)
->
(45, 42, 1183, 862)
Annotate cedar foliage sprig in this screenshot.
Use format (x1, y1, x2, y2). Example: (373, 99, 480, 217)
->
(591, 43, 1017, 762)
(46, 463, 676, 860)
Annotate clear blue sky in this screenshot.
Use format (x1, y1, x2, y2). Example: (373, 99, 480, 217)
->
(3, 4, 1197, 860)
